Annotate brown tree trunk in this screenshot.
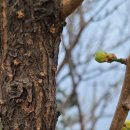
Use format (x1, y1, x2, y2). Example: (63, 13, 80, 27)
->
(0, 0, 64, 129)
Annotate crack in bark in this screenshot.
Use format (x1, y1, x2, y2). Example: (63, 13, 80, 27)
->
(0, 0, 64, 129)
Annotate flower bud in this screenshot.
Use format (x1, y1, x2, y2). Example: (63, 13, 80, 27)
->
(95, 51, 108, 63)
(122, 120, 130, 130)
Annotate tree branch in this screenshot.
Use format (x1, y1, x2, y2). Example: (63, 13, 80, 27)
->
(61, 0, 84, 19)
(109, 56, 130, 130)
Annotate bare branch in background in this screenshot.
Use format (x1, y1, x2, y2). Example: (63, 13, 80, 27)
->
(56, 1, 130, 130)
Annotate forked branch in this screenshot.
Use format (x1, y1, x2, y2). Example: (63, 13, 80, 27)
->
(62, 0, 84, 19)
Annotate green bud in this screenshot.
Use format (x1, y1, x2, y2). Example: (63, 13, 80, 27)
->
(95, 51, 108, 63)
(95, 51, 126, 65)
(122, 120, 130, 130)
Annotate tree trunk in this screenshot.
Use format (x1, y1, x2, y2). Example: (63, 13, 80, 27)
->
(0, 0, 64, 129)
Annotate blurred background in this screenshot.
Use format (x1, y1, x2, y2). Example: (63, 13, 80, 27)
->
(56, 0, 130, 130)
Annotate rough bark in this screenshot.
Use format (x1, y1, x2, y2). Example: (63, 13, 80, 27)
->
(0, 0, 64, 129)
(109, 56, 130, 130)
